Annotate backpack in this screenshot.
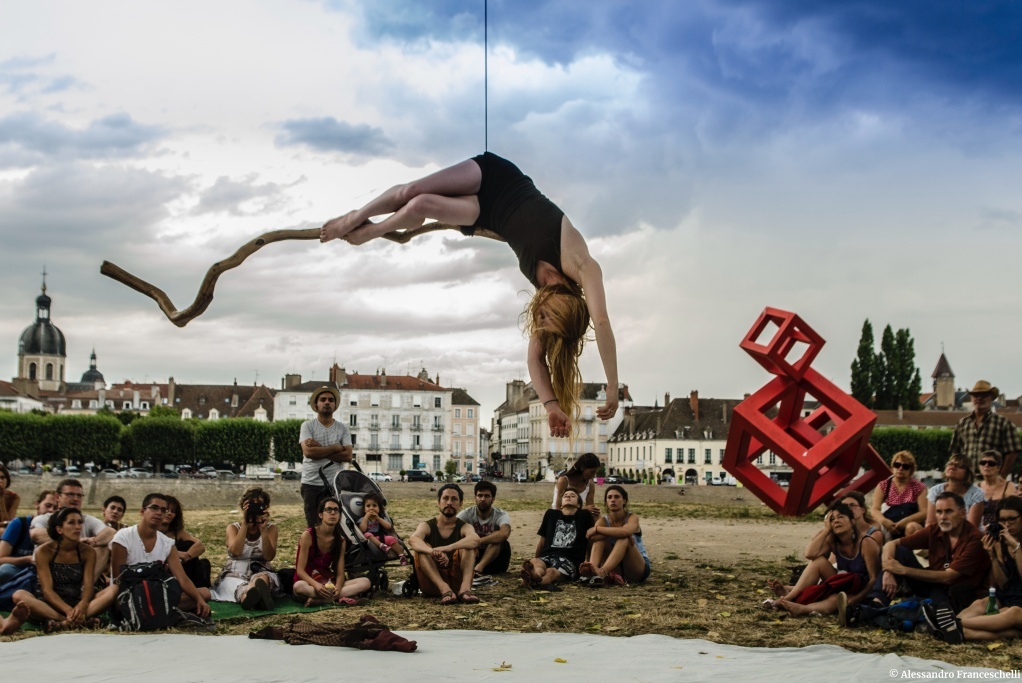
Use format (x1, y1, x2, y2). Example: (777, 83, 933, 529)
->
(860, 598, 930, 632)
(115, 561, 184, 631)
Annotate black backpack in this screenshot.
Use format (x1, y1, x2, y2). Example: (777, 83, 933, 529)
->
(115, 561, 184, 631)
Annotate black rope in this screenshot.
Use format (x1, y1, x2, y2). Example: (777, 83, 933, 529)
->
(484, 0, 488, 151)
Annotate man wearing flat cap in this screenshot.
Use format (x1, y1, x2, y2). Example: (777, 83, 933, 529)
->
(949, 380, 1019, 478)
(299, 386, 353, 527)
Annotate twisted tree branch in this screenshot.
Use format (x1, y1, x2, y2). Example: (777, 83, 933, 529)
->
(100, 222, 458, 327)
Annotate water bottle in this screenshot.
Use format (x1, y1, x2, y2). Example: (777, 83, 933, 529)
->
(985, 586, 999, 615)
(391, 580, 406, 596)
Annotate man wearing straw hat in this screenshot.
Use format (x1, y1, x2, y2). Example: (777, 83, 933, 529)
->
(299, 386, 352, 527)
(949, 380, 1019, 478)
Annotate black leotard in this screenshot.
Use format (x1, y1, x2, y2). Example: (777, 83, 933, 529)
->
(461, 152, 567, 288)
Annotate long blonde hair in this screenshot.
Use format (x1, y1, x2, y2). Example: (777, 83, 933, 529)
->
(524, 282, 590, 427)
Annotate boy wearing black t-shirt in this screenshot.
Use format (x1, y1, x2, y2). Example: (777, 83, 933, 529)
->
(521, 490, 594, 590)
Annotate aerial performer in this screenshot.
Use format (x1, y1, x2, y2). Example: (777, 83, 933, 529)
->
(319, 152, 619, 436)
(100, 153, 618, 436)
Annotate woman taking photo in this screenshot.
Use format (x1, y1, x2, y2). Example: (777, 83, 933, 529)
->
(321, 153, 619, 436)
(293, 497, 370, 606)
(870, 450, 927, 540)
(580, 485, 650, 586)
(552, 453, 601, 517)
(211, 488, 279, 610)
(977, 450, 1017, 532)
(10, 508, 115, 631)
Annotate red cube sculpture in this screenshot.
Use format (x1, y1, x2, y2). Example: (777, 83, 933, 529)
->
(739, 307, 825, 381)
(724, 308, 888, 517)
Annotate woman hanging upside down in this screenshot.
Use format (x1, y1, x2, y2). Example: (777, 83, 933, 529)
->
(320, 152, 619, 436)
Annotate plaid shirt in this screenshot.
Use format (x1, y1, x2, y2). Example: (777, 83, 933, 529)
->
(949, 410, 1021, 473)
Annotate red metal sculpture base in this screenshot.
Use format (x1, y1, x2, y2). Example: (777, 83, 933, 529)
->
(724, 308, 888, 516)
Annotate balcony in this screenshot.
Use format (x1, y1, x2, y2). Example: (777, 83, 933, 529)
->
(369, 422, 380, 431)
(430, 445, 443, 451)
(432, 425, 444, 432)
(410, 424, 423, 432)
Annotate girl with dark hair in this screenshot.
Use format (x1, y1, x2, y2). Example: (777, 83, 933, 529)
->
(0, 463, 20, 530)
(956, 496, 1022, 640)
(294, 497, 370, 606)
(357, 492, 405, 561)
(320, 153, 619, 437)
(580, 485, 650, 587)
(211, 488, 279, 610)
(10, 508, 115, 631)
(159, 494, 211, 591)
(766, 501, 880, 618)
(552, 452, 601, 516)
(838, 491, 884, 546)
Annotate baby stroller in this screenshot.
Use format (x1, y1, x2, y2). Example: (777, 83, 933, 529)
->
(330, 466, 415, 596)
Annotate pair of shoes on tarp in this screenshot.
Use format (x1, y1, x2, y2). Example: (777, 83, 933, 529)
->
(472, 573, 497, 588)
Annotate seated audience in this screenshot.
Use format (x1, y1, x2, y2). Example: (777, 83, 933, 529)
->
(358, 492, 406, 560)
(908, 454, 983, 535)
(99, 493, 210, 618)
(858, 491, 989, 616)
(976, 450, 1017, 532)
(840, 491, 884, 546)
(766, 501, 880, 618)
(0, 490, 56, 585)
(159, 494, 211, 591)
(0, 463, 20, 531)
(580, 485, 650, 586)
(521, 489, 594, 591)
(457, 481, 512, 584)
(409, 484, 480, 605)
(10, 508, 116, 631)
(101, 495, 127, 531)
(870, 450, 927, 540)
(552, 453, 601, 517)
(211, 487, 279, 610)
(30, 479, 115, 572)
(954, 496, 1022, 641)
(294, 497, 370, 606)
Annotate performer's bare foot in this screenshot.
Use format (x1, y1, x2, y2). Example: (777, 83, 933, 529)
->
(767, 579, 788, 598)
(320, 212, 372, 242)
(0, 601, 30, 635)
(342, 222, 388, 246)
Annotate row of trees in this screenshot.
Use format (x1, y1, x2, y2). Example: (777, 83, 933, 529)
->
(0, 411, 305, 469)
(850, 320, 922, 410)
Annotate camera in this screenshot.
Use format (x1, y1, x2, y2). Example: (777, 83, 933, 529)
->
(246, 501, 266, 524)
(986, 521, 1003, 538)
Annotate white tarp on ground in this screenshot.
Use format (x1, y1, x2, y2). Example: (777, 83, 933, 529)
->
(0, 630, 1007, 682)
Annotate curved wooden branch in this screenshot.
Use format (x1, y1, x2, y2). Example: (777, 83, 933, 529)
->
(100, 222, 459, 327)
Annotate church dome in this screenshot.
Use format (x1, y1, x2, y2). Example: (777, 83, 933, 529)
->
(18, 283, 66, 357)
(80, 349, 104, 384)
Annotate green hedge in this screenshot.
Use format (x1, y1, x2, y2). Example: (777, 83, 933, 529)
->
(0, 412, 48, 461)
(46, 414, 122, 463)
(128, 418, 195, 468)
(868, 427, 957, 471)
(270, 420, 303, 465)
(194, 419, 272, 467)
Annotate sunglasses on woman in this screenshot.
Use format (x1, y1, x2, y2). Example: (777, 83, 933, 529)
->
(979, 460, 1000, 467)
(891, 462, 912, 470)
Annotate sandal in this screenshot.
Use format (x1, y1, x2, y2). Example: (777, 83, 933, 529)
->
(607, 571, 626, 586)
(336, 596, 359, 606)
(458, 591, 480, 604)
(439, 590, 458, 606)
(589, 575, 605, 588)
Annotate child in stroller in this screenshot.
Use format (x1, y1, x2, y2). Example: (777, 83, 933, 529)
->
(332, 469, 414, 594)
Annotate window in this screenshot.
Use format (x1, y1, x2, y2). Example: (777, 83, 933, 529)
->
(434, 397, 442, 408)
(351, 433, 357, 446)
(105, 401, 114, 409)
(688, 449, 696, 464)
(29, 362, 37, 380)
(391, 434, 400, 448)
(371, 394, 379, 407)
(350, 395, 357, 406)
(370, 413, 379, 427)
(123, 401, 131, 409)
(413, 435, 421, 449)
(719, 449, 725, 464)
(370, 435, 379, 450)
(453, 442, 461, 456)
(46, 363, 54, 380)
(665, 448, 673, 463)
(433, 455, 441, 471)
(467, 424, 474, 436)
(365, 453, 382, 462)
(433, 435, 442, 449)
(467, 409, 474, 418)
(89, 399, 98, 408)
(72, 400, 81, 409)
(704, 449, 712, 464)
(454, 424, 461, 435)
(289, 396, 296, 406)
(413, 395, 422, 408)
(388, 454, 403, 471)
(455, 408, 462, 418)
(769, 452, 777, 465)
(140, 401, 148, 410)
(433, 415, 442, 430)
(349, 414, 358, 427)
(209, 408, 219, 420)
(181, 408, 192, 419)
(391, 415, 400, 429)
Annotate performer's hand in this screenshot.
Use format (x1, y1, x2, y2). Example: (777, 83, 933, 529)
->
(548, 407, 570, 438)
(596, 398, 618, 421)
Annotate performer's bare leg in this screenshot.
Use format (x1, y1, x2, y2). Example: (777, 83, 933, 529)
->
(321, 159, 482, 242)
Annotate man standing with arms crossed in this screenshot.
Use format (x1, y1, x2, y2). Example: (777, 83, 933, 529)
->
(299, 387, 352, 528)
(950, 380, 1020, 477)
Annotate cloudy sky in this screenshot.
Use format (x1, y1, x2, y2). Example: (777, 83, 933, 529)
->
(3, 1, 1022, 420)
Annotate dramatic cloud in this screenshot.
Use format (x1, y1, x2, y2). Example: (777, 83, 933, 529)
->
(0, 112, 164, 162)
(276, 117, 395, 157)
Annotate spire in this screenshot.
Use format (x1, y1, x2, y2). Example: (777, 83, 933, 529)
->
(90, 348, 97, 370)
(932, 352, 954, 379)
(41, 265, 47, 295)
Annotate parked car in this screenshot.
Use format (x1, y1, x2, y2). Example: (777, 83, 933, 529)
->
(710, 476, 723, 486)
(198, 466, 217, 475)
(604, 475, 638, 485)
(469, 474, 482, 482)
(368, 472, 393, 482)
(158, 471, 179, 479)
(405, 470, 434, 482)
(95, 469, 120, 478)
(280, 470, 301, 481)
(121, 468, 153, 479)
(512, 472, 528, 483)
(215, 470, 236, 479)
